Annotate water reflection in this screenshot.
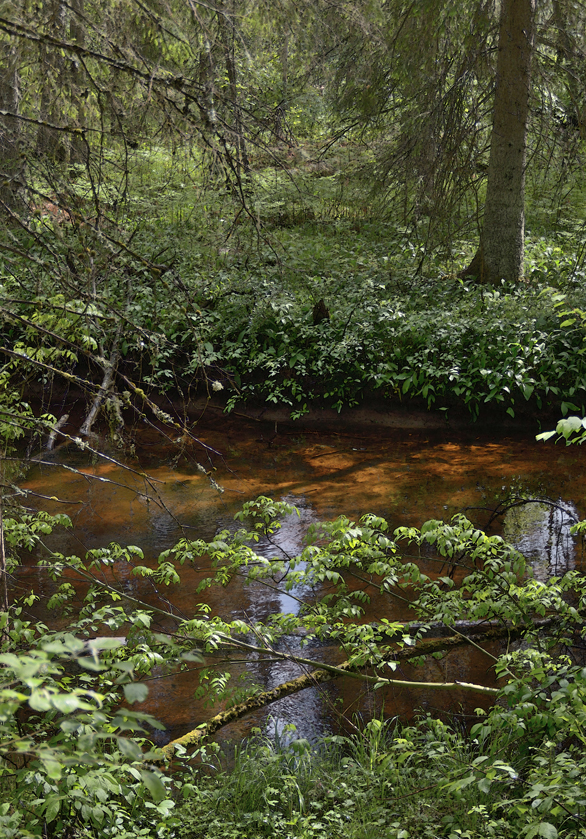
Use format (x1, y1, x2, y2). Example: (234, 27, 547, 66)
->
(18, 419, 586, 744)
(503, 498, 579, 580)
(248, 495, 316, 618)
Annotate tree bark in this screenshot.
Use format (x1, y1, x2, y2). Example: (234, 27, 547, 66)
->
(0, 36, 23, 208)
(36, 0, 67, 159)
(552, 0, 586, 140)
(68, 0, 88, 164)
(460, 0, 535, 284)
(36, 0, 86, 164)
(217, 0, 250, 180)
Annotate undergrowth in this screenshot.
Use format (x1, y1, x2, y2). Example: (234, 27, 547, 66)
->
(78, 147, 586, 420)
(4, 144, 586, 425)
(174, 719, 482, 839)
(132, 160, 586, 421)
(174, 713, 583, 839)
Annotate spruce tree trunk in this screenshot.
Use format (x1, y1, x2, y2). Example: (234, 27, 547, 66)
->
(461, 0, 535, 284)
(0, 39, 23, 209)
(36, 0, 67, 160)
(69, 0, 88, 164)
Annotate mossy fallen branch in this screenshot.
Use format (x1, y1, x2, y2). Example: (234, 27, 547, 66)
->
(160, 618, 554, 759)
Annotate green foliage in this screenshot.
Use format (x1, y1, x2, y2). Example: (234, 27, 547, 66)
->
(179, 249, 586, 419)
(2, 496, 586, 835)
(174, 707, 586, 838)
(5, 136, 586, 429)
(1, 0, 586, 442)
(0, 512, 187, 838)
(537, 414, 586, 445)
(133, 167, 586, 418)
(3, 2, 586, 835)
(0, 625, 177, 838)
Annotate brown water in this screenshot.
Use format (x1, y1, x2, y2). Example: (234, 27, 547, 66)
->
(17, 415, 586, 745)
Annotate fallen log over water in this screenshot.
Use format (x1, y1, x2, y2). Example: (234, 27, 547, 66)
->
(159, 617, 556, 760)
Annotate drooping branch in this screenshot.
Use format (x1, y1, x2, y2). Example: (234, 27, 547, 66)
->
(0, 488, 8, 616)
(0, 15, 203, 96)
(45, 414, 69, 451)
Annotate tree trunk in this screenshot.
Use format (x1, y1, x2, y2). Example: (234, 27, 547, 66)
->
(68, 0, 88, 164)
(217, 1, 250, 179)
(460, 0, 535, 284)
(159, 617, 555, 760)
(552, 0, 586, 140)
(37, 0, 68, 160)
(36, 0, 86, 164)
(0, 37, 23, 209)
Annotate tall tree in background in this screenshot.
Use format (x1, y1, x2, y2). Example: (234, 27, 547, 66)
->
(462, 0, 536, 283)
(328, 0, 583, 278)
(329, 1, 498, 256)
(0, 29, 23, 208)
(552, 0, 586, 138)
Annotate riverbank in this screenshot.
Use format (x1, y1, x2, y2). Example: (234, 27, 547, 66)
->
(184, 392, 560, 433)
(4, 178, 586, 447)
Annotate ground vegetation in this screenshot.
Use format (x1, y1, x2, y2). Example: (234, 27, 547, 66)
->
(0, 0, 585, 433)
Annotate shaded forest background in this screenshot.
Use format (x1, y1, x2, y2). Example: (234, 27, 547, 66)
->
(2, 0, 586, 435)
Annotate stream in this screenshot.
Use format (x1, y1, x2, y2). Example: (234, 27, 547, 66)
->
(16, 412, 586, 746)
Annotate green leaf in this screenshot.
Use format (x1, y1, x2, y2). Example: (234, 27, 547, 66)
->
(43, 796, 61, 823)
(42, 635, 84, 654)
(140, 769, 166, 803)
(123, 682, 149, 704)
(117, 736, 143, 760)
(478, 777, 491, 794)
(52, 693, 90, 713)
(28, 690, 52, 711)
(40, 758, 63, 780)
(77, 657, 106, 671)
(446, 773, 475, 792)
(524, 823, 557, 839)
(86, 637, 126, 653)
(92, 805, 105, 824)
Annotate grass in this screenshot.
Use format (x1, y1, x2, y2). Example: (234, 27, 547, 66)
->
(174, 717, 513, 839)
